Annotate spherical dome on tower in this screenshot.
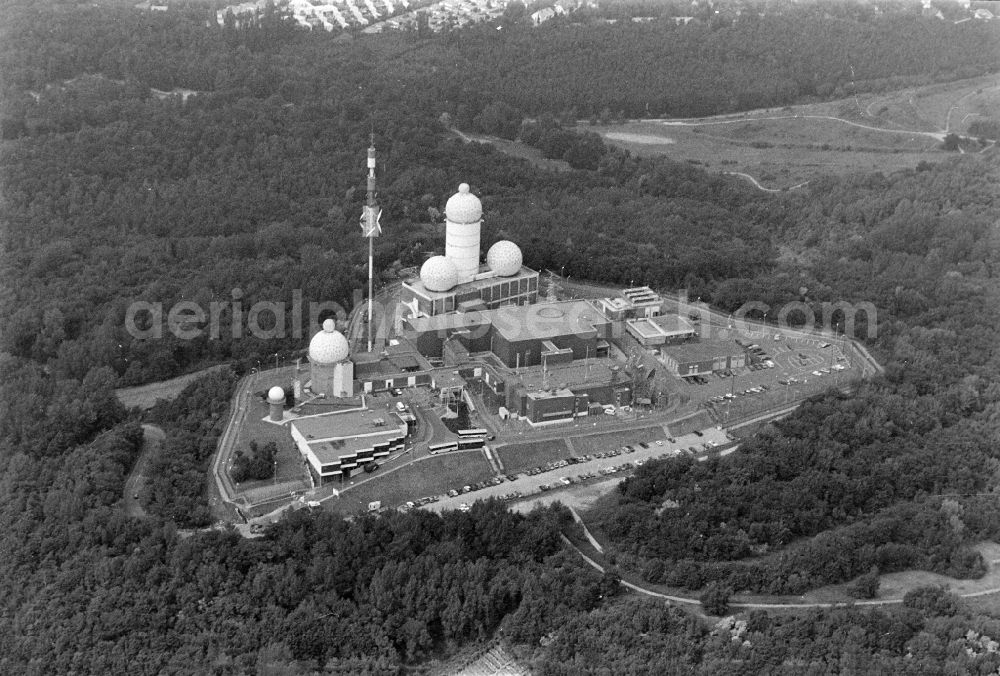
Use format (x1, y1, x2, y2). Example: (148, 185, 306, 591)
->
(267, 386, 285, 403)
(486, 240, 523, 277)
(420, 255, 459, 292)
(308, 319, 350, 364)
(445, 183, 483, 225)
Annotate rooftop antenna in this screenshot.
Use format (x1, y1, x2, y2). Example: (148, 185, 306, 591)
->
(361, 132, 382, 353)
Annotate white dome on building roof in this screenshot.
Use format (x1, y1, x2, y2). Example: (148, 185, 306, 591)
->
(486, 240, 522, 277)
(309, 319, 350, 364)
(445, 183, 483, 225)
(267, 386, 285, 403)
(420, 255, 459, 292)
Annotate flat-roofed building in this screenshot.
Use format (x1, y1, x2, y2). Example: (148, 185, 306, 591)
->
(401, 264, 540, 317)
(352, 338, 436, 393)
(495, 358, 632, 425)
(658, 341, 746, 377)
(403, 299, 611, 369)
(626, 314, 696, 347)
(290, 409, 407, 485)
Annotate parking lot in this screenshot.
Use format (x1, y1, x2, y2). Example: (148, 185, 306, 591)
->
(674, 330, 860, 423)
(420, 427, 731, 514)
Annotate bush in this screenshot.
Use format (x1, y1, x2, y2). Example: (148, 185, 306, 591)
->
(232, 440, 277, 483)
(699, 582, 732, 615)
(847, 567, 880, 599)
(903, 586, 961, 616)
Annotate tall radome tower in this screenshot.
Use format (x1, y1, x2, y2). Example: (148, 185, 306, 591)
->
(444, 183, 483, 285)
(400, 182, 539, 318)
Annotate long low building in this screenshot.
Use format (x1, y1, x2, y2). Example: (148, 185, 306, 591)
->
(658, 341, 746, 376)
(290, 409, 407, 485)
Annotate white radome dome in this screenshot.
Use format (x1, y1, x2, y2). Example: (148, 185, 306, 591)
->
(486, 240, 522, 277)
(420, 255, 459, 292)
(308, 318, 350, 364)
(267, 386, 285, 403)
(445, 183, 483, 225)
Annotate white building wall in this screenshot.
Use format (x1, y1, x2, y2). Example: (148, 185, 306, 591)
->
(445, 219, 481, 285)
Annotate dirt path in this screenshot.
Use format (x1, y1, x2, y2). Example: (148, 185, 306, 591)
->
(722, 171, 810, 193)
(653, 113, 947, 141)
(122, 423, 165, 518)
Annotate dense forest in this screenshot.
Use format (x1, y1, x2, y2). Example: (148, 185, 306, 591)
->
(3, 0, 1000, 672)
(593, 152, 1000, 593)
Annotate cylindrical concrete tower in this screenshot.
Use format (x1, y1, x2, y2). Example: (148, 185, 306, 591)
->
(445, 183, 483, 285)
(267, 386, 285, 422)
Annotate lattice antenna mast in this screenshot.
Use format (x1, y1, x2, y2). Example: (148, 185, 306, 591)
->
(361, 133, 382, 353)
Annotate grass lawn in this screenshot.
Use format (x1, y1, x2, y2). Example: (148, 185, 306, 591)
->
(327, 451, 495, 515)
(231, 401, 306, 490)
(495, 439, 571, 473)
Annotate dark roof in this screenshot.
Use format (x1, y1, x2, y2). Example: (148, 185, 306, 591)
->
(661, 340, 742, 363)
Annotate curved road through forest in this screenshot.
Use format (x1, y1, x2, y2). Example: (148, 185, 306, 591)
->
(122, 423, 165, 518)
(564, 526, 1000, 611)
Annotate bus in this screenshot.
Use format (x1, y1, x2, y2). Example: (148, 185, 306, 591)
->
(457, 437, 486, 451)
(458, 428, 488, 439)
(428, 441, 459, 455)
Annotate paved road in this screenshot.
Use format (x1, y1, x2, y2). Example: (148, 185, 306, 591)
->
(421, 428, 731, 514)
(122, 423, 165, 517)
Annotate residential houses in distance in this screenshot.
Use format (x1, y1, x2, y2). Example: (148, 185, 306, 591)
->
(212, 0, 597, 34)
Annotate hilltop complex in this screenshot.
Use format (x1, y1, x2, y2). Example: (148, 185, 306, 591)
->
(251, 165, 765, 487)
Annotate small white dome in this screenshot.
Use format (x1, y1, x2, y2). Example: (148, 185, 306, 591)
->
(445, 183, 482, 225)
(309, 319, 350, 364)
(486, 240, 522, 277)
(267, 386, 285, 403)
(420, 255, 459, 292)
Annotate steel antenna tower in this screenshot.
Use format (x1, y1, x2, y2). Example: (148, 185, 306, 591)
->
(360, 134, 382, 353)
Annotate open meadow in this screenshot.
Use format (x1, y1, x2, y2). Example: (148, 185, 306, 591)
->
(587, 74, 1000, 190)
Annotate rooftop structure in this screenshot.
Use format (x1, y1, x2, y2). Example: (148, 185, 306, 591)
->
(626, 314, 696, 346)
(622, 286, 663, 316)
